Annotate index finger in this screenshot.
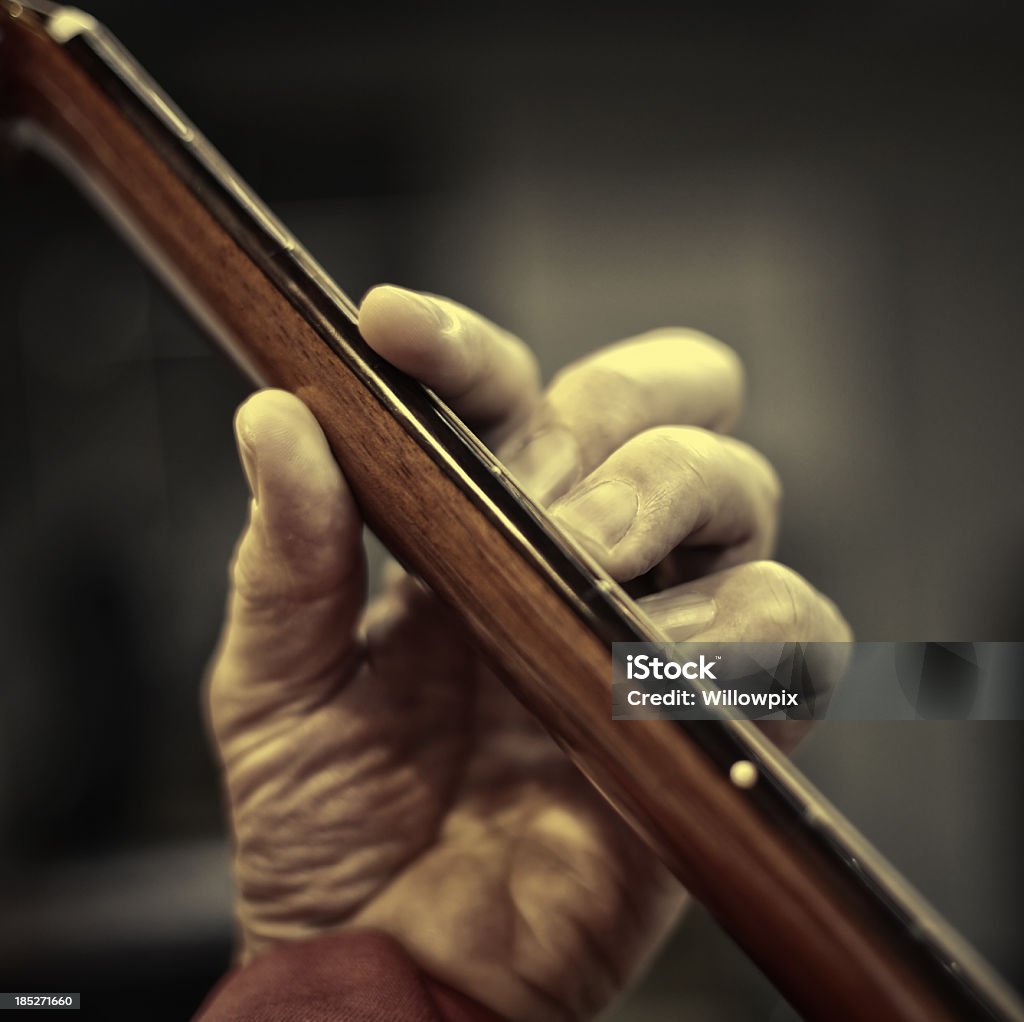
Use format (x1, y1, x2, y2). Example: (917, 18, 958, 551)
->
(358, 284, 541, 440)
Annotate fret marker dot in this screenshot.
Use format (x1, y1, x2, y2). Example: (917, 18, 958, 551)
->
(730, 760, 758, 789)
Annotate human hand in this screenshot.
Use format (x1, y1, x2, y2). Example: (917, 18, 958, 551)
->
(205, 286, 851, 1021)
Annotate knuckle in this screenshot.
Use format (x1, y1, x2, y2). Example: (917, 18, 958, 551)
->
(743, 560, 811, 639)
(646, 326, 745, 392)
(733, 444, 778, 503)
(688, 328, 744, 377)
(508, 335, 543, 393)
(550, 361, 635, 403)
(637, 325, 730, 353)
(690, 332, 746, 425)
(714, 337, 745, 391)
(739, 561, 851, 642)
(745, 445, 783, 509)
(763, 459, 783, 508)
(630, 425, 716, 497)
(828, 599, 855, 645)
(634, 424, 711, 464)
(549, 364, 646, 448)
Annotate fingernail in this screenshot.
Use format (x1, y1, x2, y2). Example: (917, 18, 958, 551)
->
(640, 587, 717, 639)
(504, 428, 582, 505)
(553, 480, 637, 552)
(386, 287, 455, 332)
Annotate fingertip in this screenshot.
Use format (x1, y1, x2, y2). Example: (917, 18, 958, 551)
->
(233, 389, 349, 516)
(361, 284, 541, 430)
(358, 284, 469, 388)
(225, 391, 364, 628)
(235, 388, 316, 448)
(359, 283, 450, 339)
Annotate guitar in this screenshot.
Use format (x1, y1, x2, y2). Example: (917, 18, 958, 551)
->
(2, 3, 1020, 1019)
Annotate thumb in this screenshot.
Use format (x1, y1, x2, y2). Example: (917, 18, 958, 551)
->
(206, 389, 367, 743)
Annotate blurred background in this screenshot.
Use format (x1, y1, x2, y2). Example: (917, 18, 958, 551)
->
(1, 1, 1022, 1018)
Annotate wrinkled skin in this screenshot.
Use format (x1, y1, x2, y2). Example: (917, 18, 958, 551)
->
(205, 286, 851, 1021)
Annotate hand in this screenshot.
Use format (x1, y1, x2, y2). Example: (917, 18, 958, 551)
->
(205, 286, 852, 1021)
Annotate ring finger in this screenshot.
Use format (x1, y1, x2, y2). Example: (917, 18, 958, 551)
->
(548, 426, 780, 582)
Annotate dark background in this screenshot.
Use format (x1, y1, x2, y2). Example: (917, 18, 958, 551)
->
(1, 1, 1022, 1018)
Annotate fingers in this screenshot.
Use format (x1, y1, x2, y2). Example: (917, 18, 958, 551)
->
(359, 285, 541, 437)
(500, 329, 744, 504)
(641, 562, 852, 750)
(641, 561, 852, 644)
(549, 427, 780, 581)
(359, 287, 745, 514)
(206, 390, 367, 741)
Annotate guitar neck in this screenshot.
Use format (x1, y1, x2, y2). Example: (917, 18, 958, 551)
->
(2, 4, 1020, 1020)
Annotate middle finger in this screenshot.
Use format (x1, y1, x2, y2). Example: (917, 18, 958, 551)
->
(549, 426, 780, 582)
(499, 328, 744, 505)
